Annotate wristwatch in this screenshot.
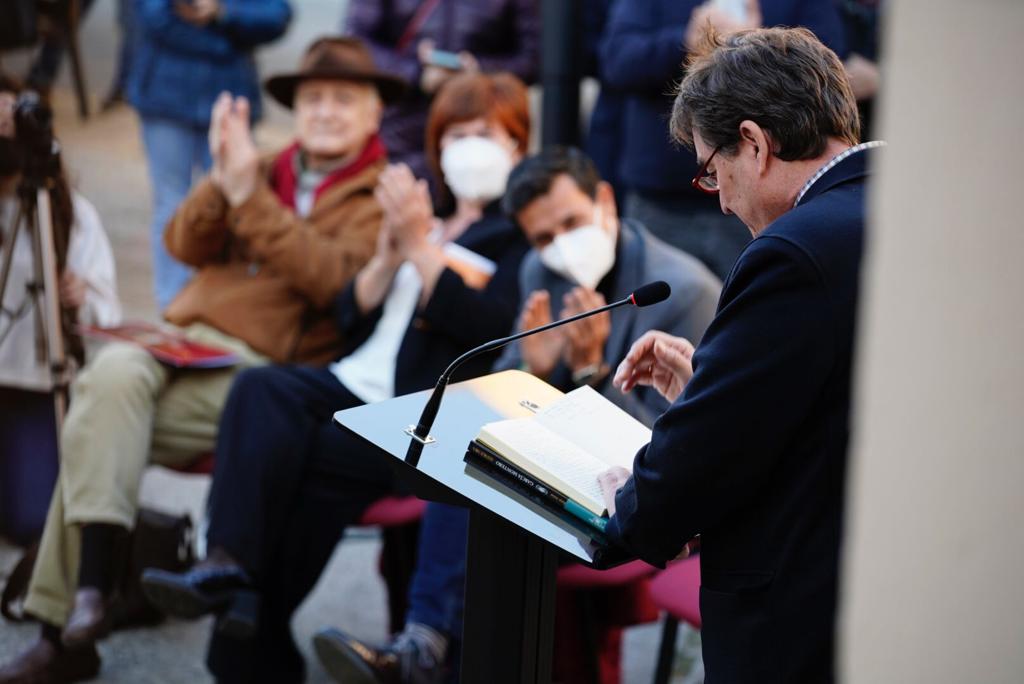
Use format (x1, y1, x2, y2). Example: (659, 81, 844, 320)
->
(572, 361, 610, 387)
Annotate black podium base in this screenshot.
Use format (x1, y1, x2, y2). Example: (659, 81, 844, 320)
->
(461, 506, 558, 683)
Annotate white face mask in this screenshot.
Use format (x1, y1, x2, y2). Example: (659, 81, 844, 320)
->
(440, 136, 514, 203)
(538, 208, 617, 290)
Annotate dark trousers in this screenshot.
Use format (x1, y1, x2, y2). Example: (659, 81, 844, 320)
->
(204, 365, 397, 684)
(407, 503, 469, 638)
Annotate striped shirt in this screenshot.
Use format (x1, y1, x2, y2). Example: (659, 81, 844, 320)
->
(795, 140, 886, 207)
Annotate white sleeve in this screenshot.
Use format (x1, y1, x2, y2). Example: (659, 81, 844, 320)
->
(66, 194, 122, 327)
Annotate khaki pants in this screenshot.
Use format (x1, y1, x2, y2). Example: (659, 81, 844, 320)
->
(24, 323, 266, 626)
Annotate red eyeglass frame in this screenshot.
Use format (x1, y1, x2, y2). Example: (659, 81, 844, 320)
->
(691, 145, 722, 195)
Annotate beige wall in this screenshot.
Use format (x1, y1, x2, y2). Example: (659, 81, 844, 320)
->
(840, 0, 1024, 681)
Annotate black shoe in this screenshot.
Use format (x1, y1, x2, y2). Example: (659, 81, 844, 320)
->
(312, 628, 443, 684)
(141, 564, 259, 639)
(0, 638, 100, 684)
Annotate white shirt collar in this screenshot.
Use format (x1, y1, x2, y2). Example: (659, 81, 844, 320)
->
(794, 140, 886, 207)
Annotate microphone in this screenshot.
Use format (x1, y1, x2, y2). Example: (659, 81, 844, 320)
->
(404, 281, 671, 461)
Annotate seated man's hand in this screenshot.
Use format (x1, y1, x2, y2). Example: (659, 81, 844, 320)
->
(519, 290, 564, 379)
(560, 287, 610, 376)
(210, 95, 260, 208)
(598, 466, 631, 516)
(613, 330, 695, 403)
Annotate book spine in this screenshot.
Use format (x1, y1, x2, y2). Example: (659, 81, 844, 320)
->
(466, 442, 608, 534)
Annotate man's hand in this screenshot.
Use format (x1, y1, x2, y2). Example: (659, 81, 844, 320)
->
(560, 288, 610, 373)
(59, 270, 87, 309)
(374, 164, 434, 258)
(518, 290, 564, 379)
(684, 0, 762, 50)
(613, 331, 695, 403)
(210, 96, 260, 208)
(175, 0, 221, 26)
(598, 466, 631, 516)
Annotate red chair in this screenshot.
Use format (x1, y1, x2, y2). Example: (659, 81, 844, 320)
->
(554, 559, 660, 684)
(167, 453, 427, 634)
(648, 556, 702, 684)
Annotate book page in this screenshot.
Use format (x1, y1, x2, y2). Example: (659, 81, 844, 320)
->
(534, 386, 651, 471)
(480, 419, 610, 513)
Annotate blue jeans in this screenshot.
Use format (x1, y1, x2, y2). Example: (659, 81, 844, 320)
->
(140, 117, 211, 310)
(407, 503, 469, 639)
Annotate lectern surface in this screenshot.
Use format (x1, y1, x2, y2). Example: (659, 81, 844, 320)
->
(333, 370, 618, 566)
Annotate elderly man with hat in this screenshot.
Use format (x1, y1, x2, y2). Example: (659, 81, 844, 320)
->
(0, 37, 405, 684)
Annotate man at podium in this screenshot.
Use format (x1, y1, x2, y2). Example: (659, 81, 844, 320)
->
(600, 27, 882, 684)
(311, 147, 723, 683)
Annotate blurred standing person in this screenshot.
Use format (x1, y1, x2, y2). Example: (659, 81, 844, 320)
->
(838, 0, 883, 140)
(583, 0, 625, 204)
(344, 0, 539, 193)
(601, 0, 846, 280)
(24, 0, 98, 99)
(127, 0, 291, 310)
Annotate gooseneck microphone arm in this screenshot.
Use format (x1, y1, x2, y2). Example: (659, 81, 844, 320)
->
(404, 281, 671, 460)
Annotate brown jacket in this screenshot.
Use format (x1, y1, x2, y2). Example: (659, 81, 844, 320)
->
(163, 151, 384, 364)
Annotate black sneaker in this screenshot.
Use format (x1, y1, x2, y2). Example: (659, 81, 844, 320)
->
(312, 628, 444, 684)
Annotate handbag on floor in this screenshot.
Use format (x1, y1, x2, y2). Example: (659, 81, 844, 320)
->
(1, 507, 194, 628)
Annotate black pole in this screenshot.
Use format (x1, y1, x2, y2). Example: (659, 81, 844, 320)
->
(540, 0, 582, 147)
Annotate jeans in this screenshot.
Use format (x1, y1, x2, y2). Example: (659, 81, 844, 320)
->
(139, 117, 211, 310)
(407, 503, 469, 638)
(625, 191, 752, 282)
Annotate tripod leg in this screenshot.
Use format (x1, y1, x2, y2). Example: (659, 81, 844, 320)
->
(30, 188, 70, 428)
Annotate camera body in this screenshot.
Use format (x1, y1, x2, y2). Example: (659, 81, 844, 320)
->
(10, 91, 60, 187)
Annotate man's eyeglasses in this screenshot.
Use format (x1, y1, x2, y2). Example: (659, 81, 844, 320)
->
(691, 145, 721, 195)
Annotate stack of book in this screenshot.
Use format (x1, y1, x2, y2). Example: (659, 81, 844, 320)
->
(465, 385, 652, 535)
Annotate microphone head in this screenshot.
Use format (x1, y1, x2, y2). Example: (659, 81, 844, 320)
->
(630, 281, 671, 307)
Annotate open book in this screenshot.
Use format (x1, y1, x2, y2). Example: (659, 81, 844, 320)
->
(472, 386, 652, 518)
(79, 322, 239, 369)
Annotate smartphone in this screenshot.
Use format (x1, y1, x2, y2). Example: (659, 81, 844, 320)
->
(427, 49, 464, 71)
(713, 0, 748, 22)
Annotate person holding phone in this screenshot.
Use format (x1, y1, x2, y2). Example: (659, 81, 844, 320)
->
(344, 0, 540, 192)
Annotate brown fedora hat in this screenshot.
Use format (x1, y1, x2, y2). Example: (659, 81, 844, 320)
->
(265, 36, 407, 108)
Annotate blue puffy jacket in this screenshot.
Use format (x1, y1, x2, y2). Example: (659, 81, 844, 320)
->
(127, 0, 291, 127)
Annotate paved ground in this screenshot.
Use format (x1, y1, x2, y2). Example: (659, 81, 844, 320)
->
(0, 1, 701, 681)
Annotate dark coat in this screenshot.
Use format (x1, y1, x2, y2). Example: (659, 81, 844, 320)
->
(607, 149, 875, 683)
(599, 0, 846, 198)
(334, 204, 529, 395)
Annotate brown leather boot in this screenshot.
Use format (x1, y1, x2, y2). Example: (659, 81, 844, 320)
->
(61, 589, 110, 647)
(0, 638, 100, 684)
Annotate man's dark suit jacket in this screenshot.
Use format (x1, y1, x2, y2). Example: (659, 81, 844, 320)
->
(607, 149, 875, 683)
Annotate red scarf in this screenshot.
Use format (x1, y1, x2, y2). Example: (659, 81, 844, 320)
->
(269, 134, 386, 210)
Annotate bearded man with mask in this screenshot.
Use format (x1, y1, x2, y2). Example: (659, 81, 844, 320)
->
(498, 146, 721, 424)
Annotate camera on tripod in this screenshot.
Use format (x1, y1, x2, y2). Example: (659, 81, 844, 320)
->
(10, 90, 60, 187)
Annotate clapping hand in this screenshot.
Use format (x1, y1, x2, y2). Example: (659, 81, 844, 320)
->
(613, 330, 695, 403)
(374, 163, 434, 259)
(559, 288, 610, 373)
(518, 290, 565, 379)
(208, 93, 260, 208)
